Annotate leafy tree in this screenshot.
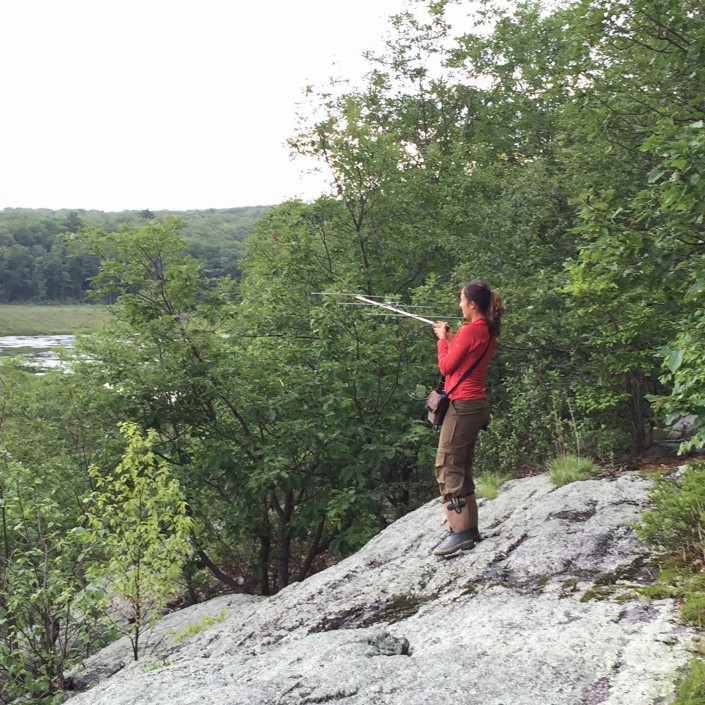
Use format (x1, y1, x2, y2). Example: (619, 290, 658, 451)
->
(556, 0, 705, 450)
(82, 423, 192, 661)
(291, 1, 597, 467)
(69, 211, 439, 595)
(0, 454, 105, 702)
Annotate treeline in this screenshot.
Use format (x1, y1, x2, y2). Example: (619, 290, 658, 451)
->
(1, 0, 705, 700)
(0, 206, 268, 302)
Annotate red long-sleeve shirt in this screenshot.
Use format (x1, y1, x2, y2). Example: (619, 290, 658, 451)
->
(437, 318, 496, 400)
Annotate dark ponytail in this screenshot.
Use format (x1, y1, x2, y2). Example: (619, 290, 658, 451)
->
(462, 279, 504, 338)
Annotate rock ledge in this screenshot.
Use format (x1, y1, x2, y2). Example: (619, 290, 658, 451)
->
(69, 473, 699, 705)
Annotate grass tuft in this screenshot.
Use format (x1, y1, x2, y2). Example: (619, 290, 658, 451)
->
(477, 471, 508, 499)
(673, 656, 705, 705)
(547, 454, 601, 486)
(171, 609, 227, 645)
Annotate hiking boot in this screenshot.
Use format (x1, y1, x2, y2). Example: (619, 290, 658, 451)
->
(432, 529, 475, 557)
(469, 527, 483, 542)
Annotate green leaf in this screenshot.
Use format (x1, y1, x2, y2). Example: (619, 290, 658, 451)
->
(647, 166, 667, 183)
(667, 349, 684, 374)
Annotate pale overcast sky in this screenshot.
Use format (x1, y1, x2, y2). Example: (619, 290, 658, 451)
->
(0, 0, 410, 212)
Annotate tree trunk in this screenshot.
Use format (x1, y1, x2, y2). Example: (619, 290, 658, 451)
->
(258, 502, 271, 596)
(297, 519, 326, 582)
(275, 490, 295, 591)
(624, 369, 651, 454)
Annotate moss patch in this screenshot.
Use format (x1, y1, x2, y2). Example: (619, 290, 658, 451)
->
(309, 593, 437, 633)
(361, 594, 436, 626)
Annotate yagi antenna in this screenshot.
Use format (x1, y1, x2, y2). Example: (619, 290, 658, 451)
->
(352, 294, 435, 325)
(313, 292, 442, 326)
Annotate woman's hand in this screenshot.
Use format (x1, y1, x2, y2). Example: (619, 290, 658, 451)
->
(433, 321, 453, 342)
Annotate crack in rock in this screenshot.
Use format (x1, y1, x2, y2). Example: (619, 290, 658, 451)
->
(308, 593, 434, 634)
(300, 690, 359, 704)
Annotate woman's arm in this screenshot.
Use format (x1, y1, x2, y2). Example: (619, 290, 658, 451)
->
(436, 323, 485, 376)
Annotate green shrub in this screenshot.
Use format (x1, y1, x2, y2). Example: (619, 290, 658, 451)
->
(636, 463, 705, 703)
(0, 457, 109, 703)
(477, 472, 508, 500)
(636, 462, 705, 563)
(547, 454, 601, 486)
(82, 423, 193, 661)
(474, 366, 561, 474)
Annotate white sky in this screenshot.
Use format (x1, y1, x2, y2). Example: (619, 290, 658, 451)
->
(0, 0, 411, 212)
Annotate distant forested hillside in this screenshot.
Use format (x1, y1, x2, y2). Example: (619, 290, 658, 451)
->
(0, 206, 269, 302)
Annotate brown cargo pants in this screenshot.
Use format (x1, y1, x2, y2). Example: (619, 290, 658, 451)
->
(435, 398, 490, 499)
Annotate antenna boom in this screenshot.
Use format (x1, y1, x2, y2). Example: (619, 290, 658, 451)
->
(353, 295, 435, 325)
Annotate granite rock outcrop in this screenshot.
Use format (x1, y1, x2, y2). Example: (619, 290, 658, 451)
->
(69, 473, 699, 705)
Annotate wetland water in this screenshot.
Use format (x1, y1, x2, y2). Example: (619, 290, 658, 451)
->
(0, 335, 76, 372)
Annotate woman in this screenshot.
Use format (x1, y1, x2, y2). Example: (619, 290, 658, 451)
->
(431, 279, 503, 557)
